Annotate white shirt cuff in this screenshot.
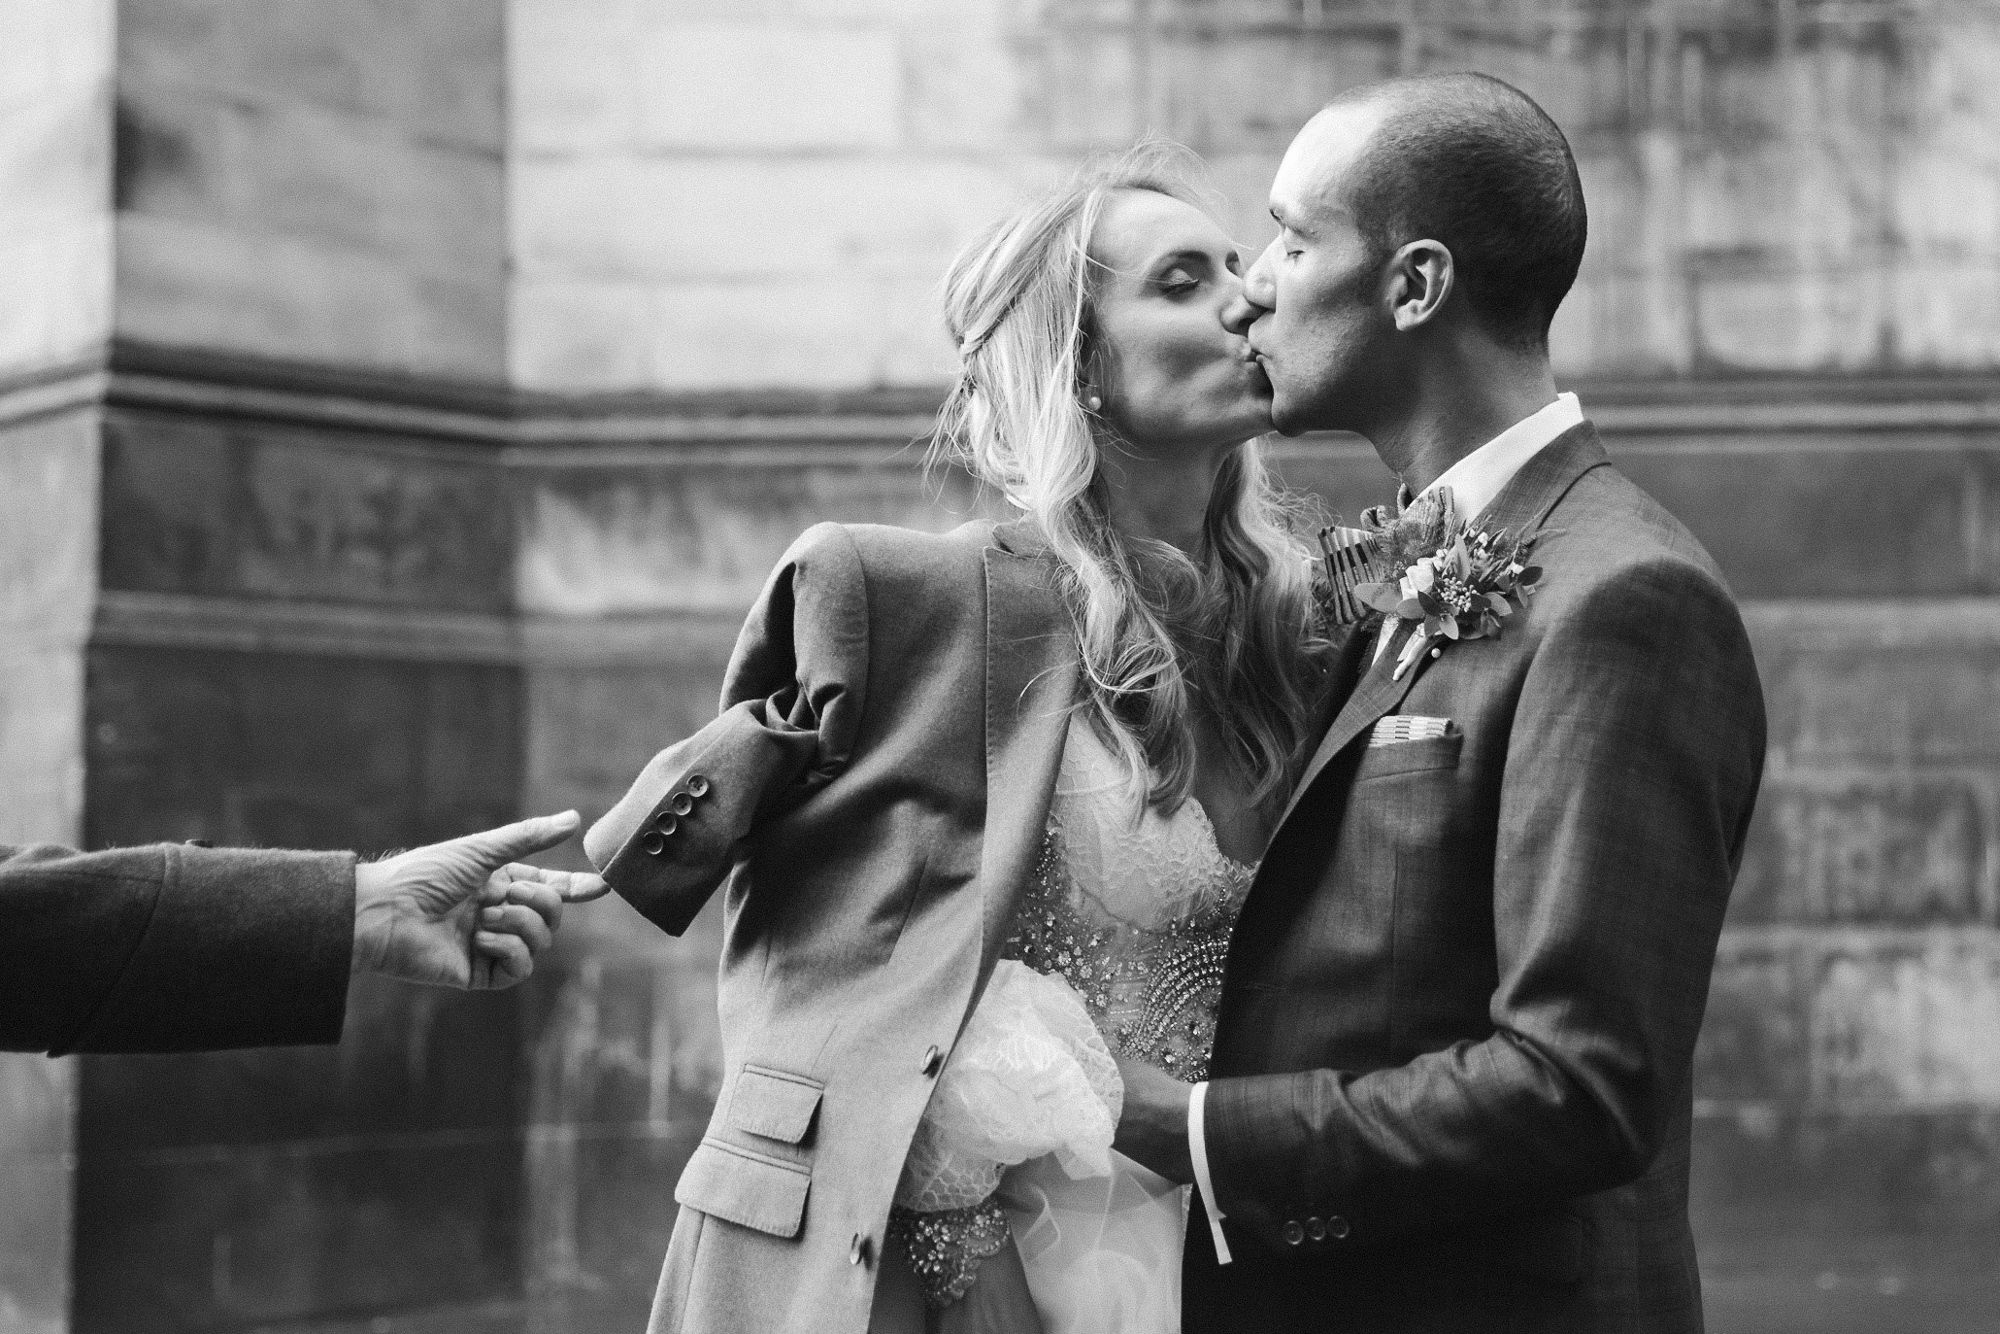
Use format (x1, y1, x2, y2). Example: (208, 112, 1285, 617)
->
(1187, 1080, 1232, 1264)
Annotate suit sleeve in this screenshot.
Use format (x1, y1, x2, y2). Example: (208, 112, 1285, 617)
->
(583, 522, 871, 936)
(1203, 557, 1766, 1250)
(1, 841, 356, 1055)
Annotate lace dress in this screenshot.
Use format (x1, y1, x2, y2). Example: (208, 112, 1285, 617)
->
(888, 717, 1257, 1332)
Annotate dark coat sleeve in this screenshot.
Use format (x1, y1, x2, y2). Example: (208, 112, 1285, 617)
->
(1204, 556, 1766, 1247)
(1, 840, 357, 1055)
(583, 522, 871, 936)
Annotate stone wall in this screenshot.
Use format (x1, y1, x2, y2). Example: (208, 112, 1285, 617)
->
(2, 1, 1994, 1332)
(0, 2, 113, 1329)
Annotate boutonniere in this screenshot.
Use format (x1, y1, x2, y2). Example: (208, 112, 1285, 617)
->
(1352, 490, 1543, 679)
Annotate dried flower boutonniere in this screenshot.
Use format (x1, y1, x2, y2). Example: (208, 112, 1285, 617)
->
(1347, 490, 1543, 679)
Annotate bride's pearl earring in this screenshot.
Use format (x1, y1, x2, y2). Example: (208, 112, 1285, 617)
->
(1085, 394, 1103, 412)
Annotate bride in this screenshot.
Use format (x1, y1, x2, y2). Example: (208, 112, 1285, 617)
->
(584, 144, 1329, 1334)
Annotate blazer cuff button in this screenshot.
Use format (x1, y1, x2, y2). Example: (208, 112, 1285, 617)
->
(669, 790, 694, 816)
(1305, 1217, 1327, 1242)
(686, 774, 710, 797)
(1281, 1220, 1305, 1246)
(1328, 1215, 1350, 1240)
(654, 813, 678, 836)
(641, 831, 666, 857)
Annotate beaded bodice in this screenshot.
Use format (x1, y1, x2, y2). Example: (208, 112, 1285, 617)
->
(1001, 718, 1257, 1083)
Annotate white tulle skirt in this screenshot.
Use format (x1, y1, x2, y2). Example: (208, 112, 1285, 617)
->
(1000, 1148, 1186, 1334)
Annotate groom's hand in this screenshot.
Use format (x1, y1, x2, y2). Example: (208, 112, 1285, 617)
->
(1113, 1055, 1195, 1184)
(351, 811, 608, 990)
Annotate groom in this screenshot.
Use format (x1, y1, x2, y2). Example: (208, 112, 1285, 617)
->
(1113, 73, 1766, 1330)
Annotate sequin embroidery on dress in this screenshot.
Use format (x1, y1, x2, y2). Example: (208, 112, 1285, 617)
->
(1002, 716, 1258, 1083)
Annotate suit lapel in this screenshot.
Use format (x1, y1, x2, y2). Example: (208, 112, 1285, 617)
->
(1276, 619, 1435, 829)
(978, 532, 1077, 972)
(1271, 422, 1613, 836)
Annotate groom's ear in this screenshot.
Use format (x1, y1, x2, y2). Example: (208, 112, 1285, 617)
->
(1387, 239, 1454, 333)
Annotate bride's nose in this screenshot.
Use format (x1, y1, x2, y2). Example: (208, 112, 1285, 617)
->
(1222, 240, 1277, 336)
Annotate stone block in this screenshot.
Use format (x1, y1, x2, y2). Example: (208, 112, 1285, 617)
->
(0, 1054, 72, 1334)
(99, 412, 237, 596)
(1696, 928, 2000, 1107)
(1886, 262, 2000, 370)
(1732, 773, 1996, 928)
(635, 22, 903, 151)
(0, 409, 99, 637)
(218, 98, 505, 281)
(120, 0, 504, 152)
(71, 1136, 523, 1334)
(235, 432, 513, 611)
(1752, 628, 2000, 771)
(643, 274, 896, 390)
(1145, 30, 1396, 154)
(506, 3, 642, 156)
(506, 278, 654, 391)
(524, 663, 729, 814)
(0, 91, 109, 231)
(84, 647, 522, 851)
(1610, 441, 1971, 599)
(511, 155, 1020, 284)
(0, 0, 113, 111)
(0, 216, 114, 376)
(515, 456, 958, 617)
(0, 646, 85, 827)
(1693, 1108, 2000, 1334)
(115, 213, 506, 383)
(1691, 267, 1889, 373)
(79, 980, 523, 1153)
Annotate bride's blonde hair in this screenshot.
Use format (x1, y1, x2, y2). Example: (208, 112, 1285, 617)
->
(931, 143, 1327, 813)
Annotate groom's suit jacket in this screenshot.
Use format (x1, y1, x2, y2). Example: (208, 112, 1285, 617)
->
(1189, 424, 1765, 1333)
(586, 519, 1079, 1334)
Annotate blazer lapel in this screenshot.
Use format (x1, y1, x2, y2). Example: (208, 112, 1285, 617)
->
(978, 531, 1077, 972)
(1275, 619, 1437, 829)
(1271, 421, 1612, 834)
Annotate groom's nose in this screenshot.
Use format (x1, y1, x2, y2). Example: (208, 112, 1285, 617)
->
(1223, 239, 1277, 336)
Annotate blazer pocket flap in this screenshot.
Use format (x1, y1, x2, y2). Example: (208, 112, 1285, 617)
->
(675, 1137, 812, 1239)
(1353, 731, 1463, 781)
(728, 1064, 824, 1144)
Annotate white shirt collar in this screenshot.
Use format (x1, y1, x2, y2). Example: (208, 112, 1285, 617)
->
(1414, 392, 1584, 524)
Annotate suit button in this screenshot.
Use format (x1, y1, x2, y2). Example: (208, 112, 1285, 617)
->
(641, 831, 666, 857)
(686, 773, 710, 797)
(653, 813, 678, 836)
(1305, 1216, 1327, 1241)
(669, 790, 695, 816)
(1281, 1220, 1304, 1246)
(1328, 1215, 1350, 1240)
(920, 1045, 942, 1076)
(184, 839, 214, 848)
(849, 1232, 872, 1266)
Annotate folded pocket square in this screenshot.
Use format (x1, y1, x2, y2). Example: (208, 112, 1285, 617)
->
(1369, 715, 1454, 746)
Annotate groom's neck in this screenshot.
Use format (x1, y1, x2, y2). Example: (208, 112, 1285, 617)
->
(1371, 338, 1560, 498)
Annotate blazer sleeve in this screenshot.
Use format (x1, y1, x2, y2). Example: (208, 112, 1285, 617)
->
(1203, 556, 1766, 1250)
(1, 841, 357, 1055)
(583, 522, 871, 936)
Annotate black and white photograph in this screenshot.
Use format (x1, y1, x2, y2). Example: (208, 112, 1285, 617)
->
(2, 3, 1994, 1332)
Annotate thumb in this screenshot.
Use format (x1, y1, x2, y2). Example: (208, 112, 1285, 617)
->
(451, 810, 583, 871)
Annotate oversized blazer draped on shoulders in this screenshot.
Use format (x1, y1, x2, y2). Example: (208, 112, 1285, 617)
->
(585, 518, 1080, 1334)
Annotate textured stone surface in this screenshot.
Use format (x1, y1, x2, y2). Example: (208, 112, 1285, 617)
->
(114, 0, 506, 380)
(101, 411, 514, 612)
(0, 0, 113, 377)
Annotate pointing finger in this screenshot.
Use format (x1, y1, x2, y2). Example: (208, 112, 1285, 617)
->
(453, 811, 583, 873)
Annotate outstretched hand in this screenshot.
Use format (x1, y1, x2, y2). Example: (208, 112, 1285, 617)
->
(351, 811, 610, 990)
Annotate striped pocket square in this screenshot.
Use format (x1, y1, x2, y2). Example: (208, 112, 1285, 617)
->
(1369, 715, 1453, 747)
(1316, 525, 1380, 627)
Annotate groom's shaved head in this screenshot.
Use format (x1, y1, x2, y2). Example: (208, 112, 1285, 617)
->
(1301, 72, 1586, 351)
